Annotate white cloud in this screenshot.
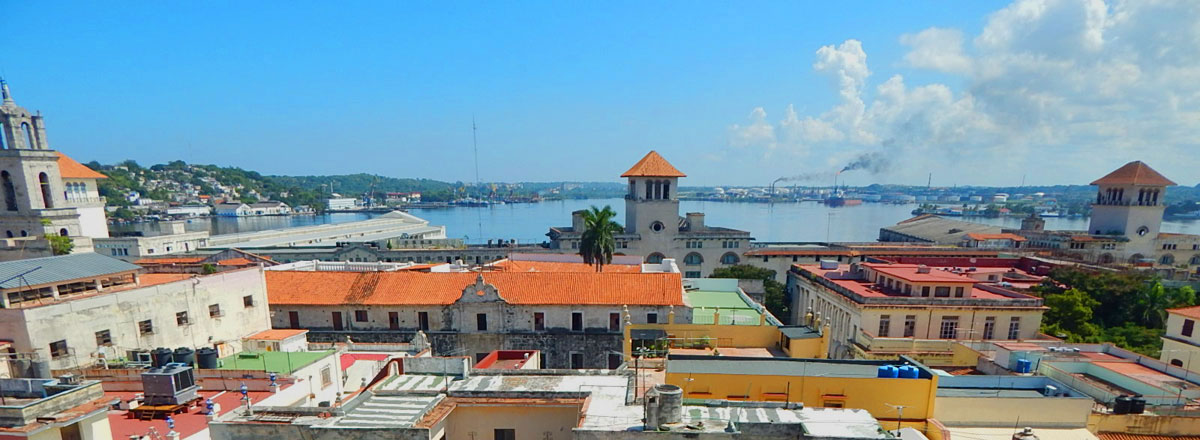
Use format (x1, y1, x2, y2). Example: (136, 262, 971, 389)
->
(729, 0, 1200, 184)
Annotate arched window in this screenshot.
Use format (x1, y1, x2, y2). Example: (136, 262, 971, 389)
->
(644, 180, 652, 200)
(1, 171, 16, 211)
(1160, 254, 1175, 265)
(653, 180, 662, 200)
(38, 173, 53, 209)
(1128, 253, 1145, 264)
(1171, 359, 1184, 367)
(1191, 255, 1200, 265)
(683, 252, 703, 265)
(59, 228, 68, 237)
(4, 231, 11, 238)
(19, 230, 26, 237)
(646, 253, 665, 264)
(720, 252, 739, 265)
(21, 123, 33, 149)
(0, 122, 6, 149)
(1098, 253, 1114, 264)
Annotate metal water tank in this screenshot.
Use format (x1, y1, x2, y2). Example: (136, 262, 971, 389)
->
(151, 347, 174, 368)
(196, 347, 219, 369)
(173, 347, 196, 366)
(654, 384, 683, 426)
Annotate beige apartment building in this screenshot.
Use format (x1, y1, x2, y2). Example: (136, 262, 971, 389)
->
(787, 261, 1046, 361)
(1161, 305, 1200, 374)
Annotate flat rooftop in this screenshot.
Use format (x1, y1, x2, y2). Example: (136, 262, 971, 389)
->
(206, 211, 442, 249)
(797, 264, 1039, 302)
(217, 350, 334, 374)
(684, 278, 769, 325)
(666, 355, 931, 380)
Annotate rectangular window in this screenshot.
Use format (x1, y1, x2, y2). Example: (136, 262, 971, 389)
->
(418, 312, 430, 331)
(570, 352, 583, 369)
(477, 313, 488, 331)
(934, 286, 951, 297)
(209, 304, 222, 317)
(647, 312, 658, 324)
(1184, 319, 1195, 337)
(903, 315, 916, 337)
(388, 312, 400, 330)
(494, 429, 516, 440)
(609, 312, 621, 332)
(139, 319, 154, 335)
(243, 295, 254, 307)
(321, 366, 332, 388)
(939, 317, 958, 339)
(355, 310, 368, 322)
(534, 312, 545, 331)
(954, 287, 965, 297)
(921, 286, 930, 297)
(877, 315, 891, 337)
(983, 317, 996, 340)
(685, 271, 701, 278)
(49, 340, 68, 359)
(608, 353, 623, 369)
(176, 311, 189, 326)
(95, 330, 111, 346)
(572, 312, 584, 332)
(1008, 317, 1021, 340)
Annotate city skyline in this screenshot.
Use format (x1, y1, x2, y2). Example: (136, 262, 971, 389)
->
(4, 0, 1198, 187)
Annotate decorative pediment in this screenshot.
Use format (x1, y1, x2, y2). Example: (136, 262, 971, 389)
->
(457, 274, 506, 303)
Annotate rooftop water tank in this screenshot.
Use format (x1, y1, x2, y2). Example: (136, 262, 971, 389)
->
(173, 347, 196, 366)
(151, 347, 174, 368)
(898, 365, 919, 379)
(196, 347, 219, 369)
(654, 384, 683, 427)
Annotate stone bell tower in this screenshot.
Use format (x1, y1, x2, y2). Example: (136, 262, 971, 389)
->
(1088, 161, 1173, 242)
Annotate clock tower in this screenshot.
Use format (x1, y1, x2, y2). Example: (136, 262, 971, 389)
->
(1088, 161, 1174, 242)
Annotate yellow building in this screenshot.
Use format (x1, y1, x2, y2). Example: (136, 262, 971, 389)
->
(664, 354, 938, 423)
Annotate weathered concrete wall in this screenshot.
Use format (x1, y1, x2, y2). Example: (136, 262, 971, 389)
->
(272, 304, 676, 333)
(306, 330, 623, 369)
(1, 267, 271, 371)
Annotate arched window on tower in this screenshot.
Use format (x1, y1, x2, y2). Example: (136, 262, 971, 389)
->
(0, 122, 6, 149)
(645, 180, 652, 200)
(38, 172, 53, 209)
(1, 171, 16, 211)
(663, 181, 670, 199)
(59, 228, 68, 237)
(21, 123, 33, 150)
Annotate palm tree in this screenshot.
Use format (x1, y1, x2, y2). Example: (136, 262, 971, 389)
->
(579, 205, 622, 272)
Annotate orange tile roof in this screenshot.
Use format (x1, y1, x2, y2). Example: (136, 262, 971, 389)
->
(490, 259, 642, 273)
(1099, 434, 1200, 440)
(135, 257, 206, 265)
(965, 233, 1026, 241)
(217, 257, 254, 266)
(620, 151, 686, 177)
(1168, 305, 1200, 320)
(138, 273, 194, 287)
(55, 152, 108, 179)
(247, 329, 308, 341)
(1091, 161, 1176, 186)
(266, 271, 684, 306)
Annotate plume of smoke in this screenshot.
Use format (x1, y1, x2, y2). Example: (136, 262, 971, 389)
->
(774, 171, 837, 184)
(840, 152, 888, 174)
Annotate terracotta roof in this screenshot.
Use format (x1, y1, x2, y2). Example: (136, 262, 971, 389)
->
(965, 233, 1026, 242)
(135, 257, 206, 265)
(1168, 305, 1200, 320)
(1099, 434, 1200, 440)
(620, 151, 686, 177)
(247, 328, 308, 341)
(490, 259, 642, 273)
(55, 152, 107, 179)
(1090, 161, 1176, 186)
(865, 263, 977, 284)
(266, 271, 685, 306)
(138, 273, 194, 287)
(217, 257, 254, 266)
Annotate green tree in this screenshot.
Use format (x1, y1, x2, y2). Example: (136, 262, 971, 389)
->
(1041, 288, 1100, 340)
(47, 234, 73, 256)
(578, 205, 622, 272)
(709, 265, 790, 324)
(201, 263, 218, 275)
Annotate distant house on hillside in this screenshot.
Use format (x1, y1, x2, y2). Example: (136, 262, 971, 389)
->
(215, 203, 251, 217)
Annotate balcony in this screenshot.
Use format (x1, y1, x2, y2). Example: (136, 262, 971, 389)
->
(63, 196, 106, 208)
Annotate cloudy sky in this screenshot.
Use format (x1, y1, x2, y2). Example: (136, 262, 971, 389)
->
(4, 1, 1197, 186)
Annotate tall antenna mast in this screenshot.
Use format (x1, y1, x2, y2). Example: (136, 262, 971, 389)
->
(472, 116, 481, 188)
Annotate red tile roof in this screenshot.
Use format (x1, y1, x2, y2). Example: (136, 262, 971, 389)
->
(138, 273, 194, 287)
(247, 328, 309, 340)
(135, 256, 206, 265)
(864, 263, 977, 284)
(1091, 161, 1176, 186)
(266, 271, 685, 306)
(55, 152, 107, 179)
(217, 257, 254, 266)
(965, 233, 1026, 242)
(798, 264, 1037, 301)
(1168, 305, 1200, 320)
(490, 259, 642, 273)
(621, 151, 686, 177)
(1099, 434, 1200, 440)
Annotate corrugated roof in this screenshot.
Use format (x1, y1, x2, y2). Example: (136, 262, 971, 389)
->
(620, 151, 686, 177)
(882, 215, 1001, 244)
(55, 152, 107, 179)
(1090, 161, 1176, 186)
(266, 271, 685, 306)
(0, 253, 140, 289)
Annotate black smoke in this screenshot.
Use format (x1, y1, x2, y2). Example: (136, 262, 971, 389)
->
(840, 151, 888, 173)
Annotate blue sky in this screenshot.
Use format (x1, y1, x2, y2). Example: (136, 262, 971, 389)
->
(4, 1, 1197, 187)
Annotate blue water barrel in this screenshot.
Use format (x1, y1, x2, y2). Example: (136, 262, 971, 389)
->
(877, 365, 891, 378)
(1016, 359, 1032, 373)
(899, 365, 919, 379)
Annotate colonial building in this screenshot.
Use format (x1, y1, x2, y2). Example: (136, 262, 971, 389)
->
(1017, 161, 1200, 280)
(0, 79, 109, 260)
(787, 259, 1047, 361)
(265, 267, 691, 369)
(1161, 305, 1200, 375)
(547, 151, 752, 277)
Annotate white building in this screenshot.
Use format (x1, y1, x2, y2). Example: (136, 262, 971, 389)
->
(547, 151, 752, 277)
(326, 197, 358, 211)
(215, 203, 251, 217)
(166, 205, 212, 217)
(1161, 305, 1200, 375)
(0, 253, 271, 371)
(93, 220, 209, 260)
